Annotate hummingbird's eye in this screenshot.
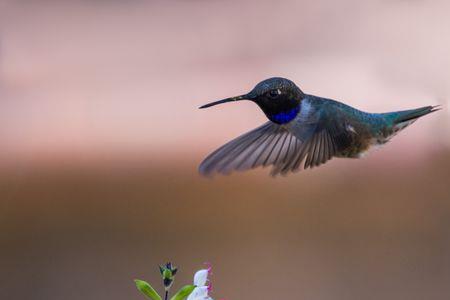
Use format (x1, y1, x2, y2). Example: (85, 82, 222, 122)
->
(268, 89, 281, 98)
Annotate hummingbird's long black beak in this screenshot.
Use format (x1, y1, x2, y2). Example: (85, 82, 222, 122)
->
(199, 94, 249, 109)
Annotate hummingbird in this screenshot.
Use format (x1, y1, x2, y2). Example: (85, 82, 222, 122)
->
(199, 77, 440, 176)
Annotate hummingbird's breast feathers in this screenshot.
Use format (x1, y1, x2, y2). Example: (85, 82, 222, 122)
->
(286, 95, 378, 158)
(292, 98, 317, 123)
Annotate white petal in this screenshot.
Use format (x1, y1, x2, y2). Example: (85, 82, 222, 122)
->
(193, 269, 209, 287)
(186, 286, 209, 300)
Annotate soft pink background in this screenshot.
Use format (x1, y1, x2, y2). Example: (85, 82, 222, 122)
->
(1, 1, 449, 300)
(0, 0, 448, 166)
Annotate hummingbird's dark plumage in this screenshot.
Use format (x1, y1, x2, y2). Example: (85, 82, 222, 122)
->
(199, 77, 440, 176)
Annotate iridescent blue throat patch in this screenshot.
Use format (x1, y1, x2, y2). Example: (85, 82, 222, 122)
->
(270, 106, 300, 124)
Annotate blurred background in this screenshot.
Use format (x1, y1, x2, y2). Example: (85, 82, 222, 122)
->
(1, 1, 450, 299)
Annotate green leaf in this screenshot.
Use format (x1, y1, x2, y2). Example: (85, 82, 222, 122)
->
(134, 279, 162, 300)
(170, 285, 196, 300)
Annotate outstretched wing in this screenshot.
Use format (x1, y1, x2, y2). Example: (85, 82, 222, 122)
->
(199, 98, 355, 176)
(199, 122, 302, 176)
(199, 127, 337, 176)
(274, 127, 338, 174)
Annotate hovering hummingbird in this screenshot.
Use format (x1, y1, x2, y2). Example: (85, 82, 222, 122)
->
(199, 77, 440, 176)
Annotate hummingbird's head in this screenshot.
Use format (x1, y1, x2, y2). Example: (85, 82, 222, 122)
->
(200, 77, 305, 124)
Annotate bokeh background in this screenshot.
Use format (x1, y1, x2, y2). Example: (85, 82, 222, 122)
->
(1, 1, 450, 300)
